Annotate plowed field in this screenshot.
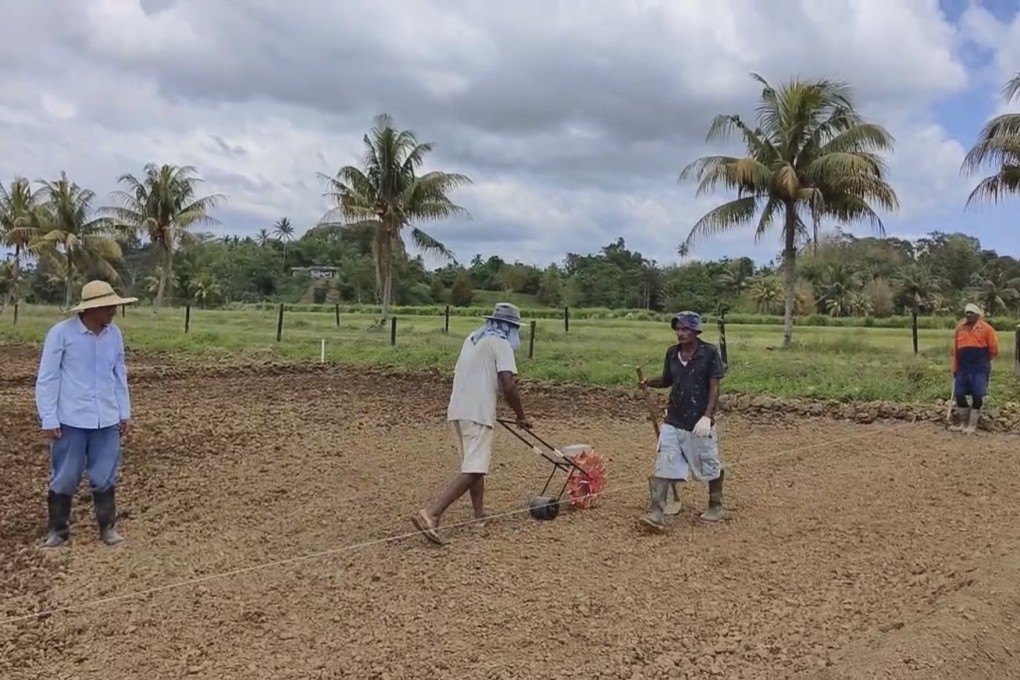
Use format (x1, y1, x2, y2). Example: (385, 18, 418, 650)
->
(2, 345, 1020, 680)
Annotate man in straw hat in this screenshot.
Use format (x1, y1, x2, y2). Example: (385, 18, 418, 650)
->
(411, 302, 531, 545)
(948, 302, 999, 434)
(638, 310, 728, 530)
(35, 280, 138, 548)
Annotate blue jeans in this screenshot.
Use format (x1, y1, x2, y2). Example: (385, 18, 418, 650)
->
(954, 370, 989, 400)
(50, 424, 121, 496)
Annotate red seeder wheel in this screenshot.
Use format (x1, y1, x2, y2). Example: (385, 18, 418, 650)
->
(565, 450, 608, 509)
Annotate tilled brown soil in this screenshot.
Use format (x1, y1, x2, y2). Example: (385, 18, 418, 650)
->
(2, 346, 1020, 679)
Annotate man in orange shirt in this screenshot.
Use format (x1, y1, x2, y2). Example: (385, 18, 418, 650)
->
(950, 303, 999, 434)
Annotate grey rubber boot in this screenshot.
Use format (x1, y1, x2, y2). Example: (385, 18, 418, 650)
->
(948, 406, 970, 432)
(699, 470, 727, 523)
(43, 490, 72, 548)
(963, 408, 981, 435)
(663, 483, 683, 516)
(92, 488, 124, 546)
(640, 477, 671, 531)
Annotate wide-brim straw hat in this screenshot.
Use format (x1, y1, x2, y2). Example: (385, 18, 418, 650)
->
(68, 280, 138, 313)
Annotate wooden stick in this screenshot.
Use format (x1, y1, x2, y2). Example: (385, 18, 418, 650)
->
(636, 367, 660, 437)
(636, 366, 682, 514)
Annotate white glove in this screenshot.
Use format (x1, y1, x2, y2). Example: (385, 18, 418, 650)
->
(692, 416, 713, 438)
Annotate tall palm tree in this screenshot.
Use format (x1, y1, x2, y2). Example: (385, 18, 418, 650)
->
(317, 113, 472, 322)
(103, 163, 225, 313)
(272, 217, 294, 269)
(34, 173, 125, 308)
(678, 73, 899, 348)
(961, 73, 1020, 206)
(0, 176, 43, 311)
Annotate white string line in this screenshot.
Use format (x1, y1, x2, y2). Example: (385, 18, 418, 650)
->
(0, 420, 920, 627)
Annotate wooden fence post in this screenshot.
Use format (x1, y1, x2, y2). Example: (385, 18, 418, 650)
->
(444, 305, 450, 334)
(185, 304, 191, 334)
(390, 316, 397, 346)
(12, 302, 18, 326)
(911, 310, 919, 355)
(276, 303, 284, 342)
(335, 303, 340, 328)
(1014, 325, 1019, 378)
(528, 320, 537, 359)
(717, 312, 728, 365)
(564, 307, 570, 333)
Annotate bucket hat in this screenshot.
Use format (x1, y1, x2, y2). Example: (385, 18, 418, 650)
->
(670, 310, 702, 333)
(484, 302, 523, 327)
(963, 302, 983, 316)
(69, 280, 138, 313)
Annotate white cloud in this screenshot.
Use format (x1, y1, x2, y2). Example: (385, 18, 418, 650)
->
(0, 0, 993, 267)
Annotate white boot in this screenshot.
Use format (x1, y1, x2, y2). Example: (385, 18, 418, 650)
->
(948, 406, 969, 432)
(963, 408, 981, 435)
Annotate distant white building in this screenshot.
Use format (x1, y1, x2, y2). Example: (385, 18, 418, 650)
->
(291, 266, 340, 279)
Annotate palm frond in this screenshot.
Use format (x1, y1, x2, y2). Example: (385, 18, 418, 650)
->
(682, 196, 760, 251)
(964, 166, 1020, 207)
(410, 227, 454, 260)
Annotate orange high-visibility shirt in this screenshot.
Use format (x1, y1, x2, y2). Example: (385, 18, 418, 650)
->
(952, 318, 999, 374)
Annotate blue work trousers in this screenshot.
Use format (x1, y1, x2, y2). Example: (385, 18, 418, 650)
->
(49, 424, 121, 496)
(954, 370, 989, 399)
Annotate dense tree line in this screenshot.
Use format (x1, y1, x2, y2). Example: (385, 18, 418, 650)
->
(2, 73, 1018, 342)
(2, 222, 1016, 323)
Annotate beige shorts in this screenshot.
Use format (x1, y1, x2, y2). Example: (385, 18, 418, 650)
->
(449, 420, 494, 474)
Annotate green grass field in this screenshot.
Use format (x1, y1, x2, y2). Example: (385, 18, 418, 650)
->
(2, 304, 1018, 405)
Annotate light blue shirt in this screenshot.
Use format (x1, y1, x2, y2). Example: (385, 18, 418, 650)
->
(35, 316, 131, 431)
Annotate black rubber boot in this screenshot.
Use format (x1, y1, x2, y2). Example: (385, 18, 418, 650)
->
(92, 488, 124, 546)
(43, 490, 72, 548)
(699, 470, 727, 523)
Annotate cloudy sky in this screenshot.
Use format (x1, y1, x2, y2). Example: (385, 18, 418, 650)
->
(1, 0, 1019, 271)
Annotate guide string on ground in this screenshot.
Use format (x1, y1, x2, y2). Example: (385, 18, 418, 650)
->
(0, 420, 920, 626)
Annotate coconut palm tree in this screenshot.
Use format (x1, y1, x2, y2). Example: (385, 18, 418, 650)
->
(103, 163, 225, 313)
(961, 72, 1020, 206)
(317, 113, 472, 322)
(272, 217, 294, 269)
(33, 173, 125, 308)
(678, 73, 899, 348)
(748, 275, 783, 314)
(968, 265, 1020, 316)
(0, 176, 43, 311)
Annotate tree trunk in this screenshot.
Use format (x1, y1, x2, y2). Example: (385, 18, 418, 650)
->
(381, 263, 393, 321)
(65, 250, 74, 309)
(911, 306, 919, 355)
(153, 244, 173, 314)
(781, 204, 798, 349)
(11, 244, 21, 310)
(375, 227, 394, 324)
